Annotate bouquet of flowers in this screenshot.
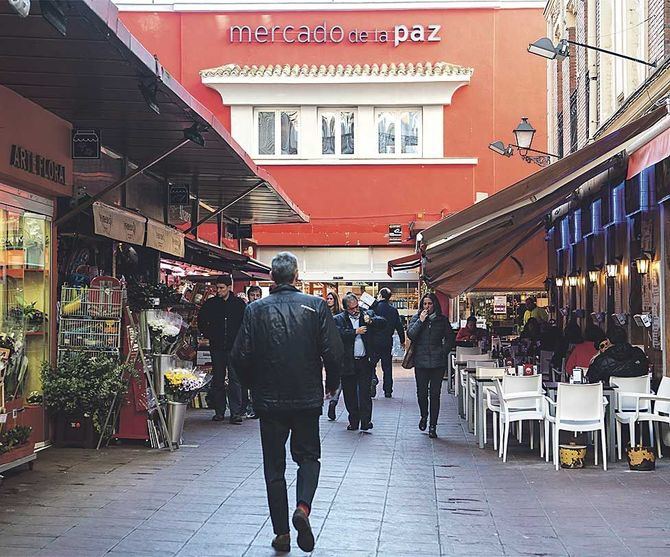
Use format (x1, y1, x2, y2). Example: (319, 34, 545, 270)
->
(164, 368, 211, 403)
(147, 310, 184, 355)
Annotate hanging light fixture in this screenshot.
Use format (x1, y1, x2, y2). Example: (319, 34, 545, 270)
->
(513, 117, 537, 151)
(555, 276, 564, 287)
(588, 268, 600, 283)
(606, 262, 619, 278)
(567, 271, 580, 287)
(634, 252, 652, 275)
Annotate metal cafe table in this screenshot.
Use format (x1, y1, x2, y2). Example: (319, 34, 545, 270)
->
(543, 381, 617, 464)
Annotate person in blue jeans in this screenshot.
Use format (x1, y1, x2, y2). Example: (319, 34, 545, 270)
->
(370, 288, 406, 398)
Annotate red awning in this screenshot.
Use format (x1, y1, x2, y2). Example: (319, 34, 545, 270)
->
(627, 127, 670, 179)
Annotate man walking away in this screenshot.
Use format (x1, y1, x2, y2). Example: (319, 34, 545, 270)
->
(370, 288, 405, 398)
(334, 294, 386, 431)
(197, 274, 246, 424)
(232, 252, 343, 553)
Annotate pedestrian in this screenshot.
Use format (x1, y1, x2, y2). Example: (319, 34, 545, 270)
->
(240, 285, 263, 419)
(196, 274, 246, 424)
(407, 293, 455, 439)
(326, 291, 343, 421)
(370, 288, 405, 398)
(334, 293, 386, 431)
(523, 295, 548, 324)
(232, 252, 343, 553)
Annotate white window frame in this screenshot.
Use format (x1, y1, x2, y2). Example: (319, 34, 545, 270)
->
(318, 108, 357, 157)
(254, 107, 300, 157)
(374, 108, 423, 157)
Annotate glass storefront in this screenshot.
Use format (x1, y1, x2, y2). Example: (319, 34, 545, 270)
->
(0, 205, 51, 398)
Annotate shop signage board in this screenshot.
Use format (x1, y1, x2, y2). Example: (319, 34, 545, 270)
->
(388, 224, 403, 244)
(92, 201, 146, 246)
(228, 22, 441, 47)
(9, 144, 66, 185)
(146, 219, 185, 258)
(493, 295, 507, 314)
(71, 129, 100, 160)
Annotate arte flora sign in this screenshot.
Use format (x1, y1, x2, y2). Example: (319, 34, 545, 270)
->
(9, 144, 66, 186)
(229, 22, 441, 47)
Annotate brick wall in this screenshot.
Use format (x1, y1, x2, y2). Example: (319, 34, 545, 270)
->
(647, 0, 668, 63)
(576, 1, 588, 147)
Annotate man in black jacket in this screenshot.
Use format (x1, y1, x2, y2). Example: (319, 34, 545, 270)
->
(232, 252, 343, 554)
(587, 326, 649, 384)
(334, 294, 386, 431)
(370, 288, 405, 398)
(197, 274, 246, 424)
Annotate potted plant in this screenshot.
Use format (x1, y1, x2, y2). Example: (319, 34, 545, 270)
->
(164, 368, 210, 446)
(0, 425, 34, 465)
(41, 353, 131, 448)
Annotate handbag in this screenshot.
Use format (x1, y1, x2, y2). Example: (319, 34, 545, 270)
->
(401, 341, 416, 369)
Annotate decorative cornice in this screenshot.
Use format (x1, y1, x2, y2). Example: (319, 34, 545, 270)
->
(200, 61, 474, 80)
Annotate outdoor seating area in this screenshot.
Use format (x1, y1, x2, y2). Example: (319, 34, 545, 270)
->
(449, 343, 666, 471)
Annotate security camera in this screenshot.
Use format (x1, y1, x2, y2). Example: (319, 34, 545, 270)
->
(633, 314, 653, 328)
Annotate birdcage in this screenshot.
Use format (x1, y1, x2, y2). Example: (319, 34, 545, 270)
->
(58, 318, 121, 351)
(60, 286, 122, 319)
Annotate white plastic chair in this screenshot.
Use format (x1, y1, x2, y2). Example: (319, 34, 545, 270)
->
(545, 383, 607, 471)
(494, 375, 545, 462)
(610, 375, 651, 460)
(455, 346, 482, 364)
(615, 376, 670, 458)
(485, 386, 500, 450)
(466, 361, 498, 436)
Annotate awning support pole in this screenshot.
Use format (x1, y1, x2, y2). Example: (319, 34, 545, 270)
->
(185, 181, 264, 234)
(55, 138, 191, 227)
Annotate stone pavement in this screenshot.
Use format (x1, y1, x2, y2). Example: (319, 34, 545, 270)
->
(2, 366, 670, 556)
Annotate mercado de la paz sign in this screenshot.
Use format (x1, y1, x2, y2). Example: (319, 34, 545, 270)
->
(229, 22, 441, 47)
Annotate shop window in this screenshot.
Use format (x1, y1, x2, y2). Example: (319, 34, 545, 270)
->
(592, 198, 602, 232)
(256, 109, 299, 156)
(560, 218, 570, 249)
(0, 207, 51, 398)
(376, 108, 422, 156)
(612, 183, 625, 224)
(319, 109, 355, 156)
(571, 209, 582, 244)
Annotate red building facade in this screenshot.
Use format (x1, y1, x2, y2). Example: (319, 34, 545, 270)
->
(119, 1, 547, 306)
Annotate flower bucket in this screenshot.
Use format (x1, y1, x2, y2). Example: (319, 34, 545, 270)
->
(626, 445, 656, 471)
(560, 444, 587, 469)
(167, 401, 187, 447)
(153, 354, 176, 397)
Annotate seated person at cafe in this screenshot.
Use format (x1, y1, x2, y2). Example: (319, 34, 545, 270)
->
(520, 317, 542, 358)
(455, 316, 489, 346)
(565, 324, 605, 377)
(587, 326, 649, 384)
(523, 296, 548, 325)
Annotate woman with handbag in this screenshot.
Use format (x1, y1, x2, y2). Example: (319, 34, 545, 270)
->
(407, 293, 455, 438)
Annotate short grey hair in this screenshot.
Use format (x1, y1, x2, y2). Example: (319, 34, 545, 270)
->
(342, 293, 358, 310)
(271, 252, 299, 285)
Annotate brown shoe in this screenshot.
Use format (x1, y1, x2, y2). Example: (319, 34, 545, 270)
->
(271, 533, 290, 552)
(292, 507, 315, 552)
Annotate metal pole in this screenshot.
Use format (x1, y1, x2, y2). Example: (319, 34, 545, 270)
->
(185, 181, 264, 235)
(565, 39, 657, 68)
(55, 138, 191, 227)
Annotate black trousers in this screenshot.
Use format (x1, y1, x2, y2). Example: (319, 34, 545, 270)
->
(371, 344, 394, 395)
(208, 349, 242, 417)
(259, 411, 321, 535)
(341, 358, 373, 427)
(415, 367, 445, 427)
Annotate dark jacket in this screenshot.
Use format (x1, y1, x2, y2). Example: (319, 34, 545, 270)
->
(407, 313, 456, 369)
(197, 294, 246, 350)
(370, 299, 405, 348)
(334, 310, 386, 376)
(231, 284, 343, 413)
(587, 343, 649, 384)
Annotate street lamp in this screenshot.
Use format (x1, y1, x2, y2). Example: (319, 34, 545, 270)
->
(567, 271, 580, 288)
(489, 117, 558, 167)
(606, 262, 619, 278)
(555, 276, 564, 287)
(634, 252, 652, 275)
(588, 268, 600, 283)
(513, 118, 536, 151)
(528, 37, 656, 68)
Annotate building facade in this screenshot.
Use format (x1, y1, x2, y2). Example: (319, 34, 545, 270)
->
(543, 0, 670, 374)
(117, 0, 547, 316)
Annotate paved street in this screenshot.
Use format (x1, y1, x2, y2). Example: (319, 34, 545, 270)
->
(2, 366, 670, 556)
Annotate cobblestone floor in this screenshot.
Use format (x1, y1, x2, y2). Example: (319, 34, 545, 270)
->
(2, 366, 670, 556)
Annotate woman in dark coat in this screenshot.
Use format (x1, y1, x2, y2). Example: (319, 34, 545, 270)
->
(407, 293, 456, 438)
